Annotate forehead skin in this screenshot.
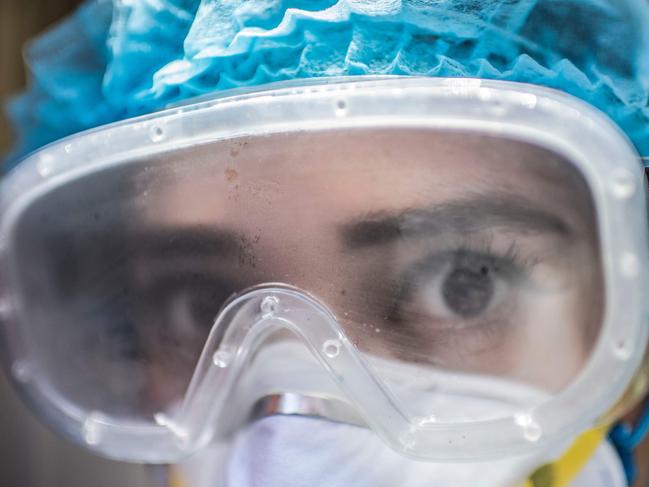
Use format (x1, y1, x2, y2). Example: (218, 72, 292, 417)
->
(140, 129, 594, 237)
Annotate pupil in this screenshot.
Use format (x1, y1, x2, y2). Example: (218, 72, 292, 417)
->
(442, 265, 494, 317)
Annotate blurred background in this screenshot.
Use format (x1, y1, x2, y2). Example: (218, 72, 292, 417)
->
(1, 0, 80, 153)
(0, 1, 154, 485)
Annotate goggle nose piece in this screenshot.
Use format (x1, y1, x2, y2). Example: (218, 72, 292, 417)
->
(214, 282, 339, 326)
(173, 283, 356, 451)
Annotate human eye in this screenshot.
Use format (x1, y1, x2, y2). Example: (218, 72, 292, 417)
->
(392, 239, 535, 344)
(138, 273, 236, 338)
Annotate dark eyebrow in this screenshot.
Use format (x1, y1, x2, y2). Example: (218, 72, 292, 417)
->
(128, 226, 239, 257)
(341, 195, 573, 249)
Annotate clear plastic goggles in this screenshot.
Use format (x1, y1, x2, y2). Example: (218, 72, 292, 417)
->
(0, 77, 647, 463)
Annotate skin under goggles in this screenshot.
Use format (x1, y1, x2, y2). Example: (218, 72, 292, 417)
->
(0, 77, 647, 464)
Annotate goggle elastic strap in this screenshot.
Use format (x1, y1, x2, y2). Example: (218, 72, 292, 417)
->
(526, 425, 609, 487)
(609, 399, 649, 486)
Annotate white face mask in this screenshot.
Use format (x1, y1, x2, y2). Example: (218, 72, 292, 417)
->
(175, 343, 627, 487)
(178, 414, 625, 487)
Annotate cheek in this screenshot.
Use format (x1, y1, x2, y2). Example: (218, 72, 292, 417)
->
(511, 290, 591, 392)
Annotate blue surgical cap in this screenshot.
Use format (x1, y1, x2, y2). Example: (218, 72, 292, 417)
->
(5, 0, 649, 166)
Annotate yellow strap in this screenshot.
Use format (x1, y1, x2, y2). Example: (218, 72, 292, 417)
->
(523, 425, 609, 487)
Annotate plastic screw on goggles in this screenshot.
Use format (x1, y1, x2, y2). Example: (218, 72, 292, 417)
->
(0, 77, 647, 463)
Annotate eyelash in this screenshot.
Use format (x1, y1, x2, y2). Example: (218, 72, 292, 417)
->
(412, 235, 535, 280)
(388, 236, 538, 327)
